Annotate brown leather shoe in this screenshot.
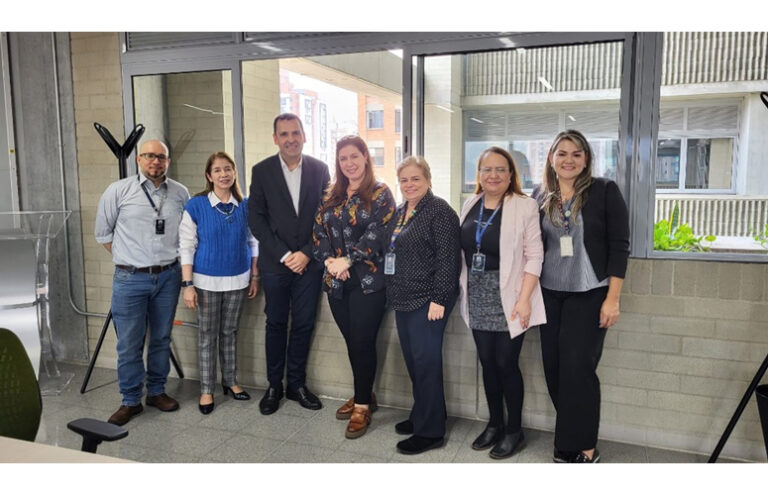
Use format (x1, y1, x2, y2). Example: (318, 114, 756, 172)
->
(345, 405, 372, 439)
(108, 404, 143, 426)
(336, 393, 378, 420)
(146, 393, 179, 412)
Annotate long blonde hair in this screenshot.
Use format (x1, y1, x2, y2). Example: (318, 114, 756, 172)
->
(540, 129, 594, 225)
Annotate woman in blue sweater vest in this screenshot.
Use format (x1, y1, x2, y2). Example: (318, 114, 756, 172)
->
(179, 151, 260, 414)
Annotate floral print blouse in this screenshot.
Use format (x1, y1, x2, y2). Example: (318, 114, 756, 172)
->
(313, 181, 395, 299)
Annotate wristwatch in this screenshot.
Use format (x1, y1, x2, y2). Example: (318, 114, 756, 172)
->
(180, 280, 194, 288)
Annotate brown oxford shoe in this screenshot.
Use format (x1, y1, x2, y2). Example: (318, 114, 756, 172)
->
(335, 393, 378, 420)
(345, 405, 372, 439)
(108, 404, 143, 426)
(146, 393, 179, 412)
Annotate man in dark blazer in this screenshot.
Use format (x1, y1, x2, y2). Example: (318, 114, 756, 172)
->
(248, 113, 330, 415)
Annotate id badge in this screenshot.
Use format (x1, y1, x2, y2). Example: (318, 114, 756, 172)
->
(560, 235, 574, 257)
(384, 252, 396, 275)
(471, 252, 486, 273)
(155, 218, 165, 235)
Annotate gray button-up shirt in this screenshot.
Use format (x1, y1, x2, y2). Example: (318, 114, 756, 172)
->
(95, 172, 190, 267)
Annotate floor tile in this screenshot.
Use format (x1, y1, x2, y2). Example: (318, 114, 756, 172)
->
(205, 433, 285, 463)
(264, 442, 337, 463)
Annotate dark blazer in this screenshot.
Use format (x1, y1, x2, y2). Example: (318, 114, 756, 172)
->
(533, 177, 630, 281)
(248, 153, 331, 274)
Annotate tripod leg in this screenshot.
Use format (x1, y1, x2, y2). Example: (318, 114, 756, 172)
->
(708, 352, 768, 462)
(80, 310, 113, 394)
(169, 347, 184, 379)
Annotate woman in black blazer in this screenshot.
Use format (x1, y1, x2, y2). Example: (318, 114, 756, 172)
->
(532, 129, 629, 463)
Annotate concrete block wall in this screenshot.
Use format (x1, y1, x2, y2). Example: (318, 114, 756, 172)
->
(70, 34, 768, 462)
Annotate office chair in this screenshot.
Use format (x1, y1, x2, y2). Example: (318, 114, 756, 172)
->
(0, 328, 128, 453)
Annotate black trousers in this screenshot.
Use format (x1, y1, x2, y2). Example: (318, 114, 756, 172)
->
(540, 286, 609, 452)
(327, 279, 387, 405)
(261, 269, 323, 389)
(395, 297, 456, 438)
(472, 330, 526, 433)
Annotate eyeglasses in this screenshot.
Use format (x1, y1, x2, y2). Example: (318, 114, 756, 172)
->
(140, 152, 169, 162)
(479, 167, 510, 175)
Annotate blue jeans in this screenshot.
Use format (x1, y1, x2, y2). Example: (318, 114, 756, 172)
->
(260, 269, 322, 389)
(111, 264, 181, 406)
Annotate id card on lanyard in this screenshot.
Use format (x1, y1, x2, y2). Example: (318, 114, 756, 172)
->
(140, 177, 166, 235)
(384, 207, 415, 275)
(471, 197, 501, 273)
(557, 197, 573, 257)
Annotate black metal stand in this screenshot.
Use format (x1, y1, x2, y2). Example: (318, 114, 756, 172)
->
(708, 352, 768, 462)
(80, 123, 184, 394)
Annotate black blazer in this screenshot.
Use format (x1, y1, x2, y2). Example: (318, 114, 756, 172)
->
(533, 177, 630, 281)
(248, 153, 330, 274)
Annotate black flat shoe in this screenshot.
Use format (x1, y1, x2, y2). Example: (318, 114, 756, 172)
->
(489, 430, 525, 459)
(571, 448, 600, 463)
(222, 383, 251, 400)
(259, 386, 283, 415)
(286, 385, 322, 410)
(396, 435, 445, 455)
(395, 419, 413, 435)
(198, 401, 215, 415)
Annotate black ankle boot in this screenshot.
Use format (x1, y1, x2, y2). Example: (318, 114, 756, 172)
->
(471, 424, 503, 450)
(489, 430, 525, 459)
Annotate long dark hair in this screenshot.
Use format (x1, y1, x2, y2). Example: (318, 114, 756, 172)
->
(195, 151, 244, 202)
(473, 146, 524, 197)
(320, 135, 376, 212)
(540, 129, 594, 225)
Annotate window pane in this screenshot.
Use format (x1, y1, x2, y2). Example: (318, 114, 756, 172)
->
(133, 70, 234, 194)
(242, 52, 402, 188)
(425, 41, 624, 205)
(656, 139, 681, 189)
(654, 32, 767, 255)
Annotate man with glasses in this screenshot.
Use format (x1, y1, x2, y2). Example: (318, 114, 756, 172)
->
(95, 139, 190, 425)
(248, 113, 330, 415)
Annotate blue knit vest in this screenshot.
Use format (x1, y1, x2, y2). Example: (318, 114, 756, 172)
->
(185, 195, 251, 277)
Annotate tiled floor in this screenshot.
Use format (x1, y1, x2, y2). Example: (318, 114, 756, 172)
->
(34, 363, 720, 463)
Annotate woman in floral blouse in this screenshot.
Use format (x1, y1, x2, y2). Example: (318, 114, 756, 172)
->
(313, 135, 395, 439)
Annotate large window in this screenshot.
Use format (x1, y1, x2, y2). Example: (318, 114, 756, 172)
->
(652, 33, 767, 257)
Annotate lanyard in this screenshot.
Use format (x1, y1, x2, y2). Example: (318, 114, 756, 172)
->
(139, 177, 165, 217)
(556, 197, 572, 235)
(388, 207, 415, 251)
(474, 196, 501, 252)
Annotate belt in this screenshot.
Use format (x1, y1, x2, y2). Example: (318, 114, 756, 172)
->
(115, 260, 179, 274)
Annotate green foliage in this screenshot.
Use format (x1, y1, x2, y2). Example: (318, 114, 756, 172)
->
(653, 202, 716, 252)
(753, 223, 768, 249)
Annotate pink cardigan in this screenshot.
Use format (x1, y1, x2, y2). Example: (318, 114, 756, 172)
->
(458, 193, 546, 339)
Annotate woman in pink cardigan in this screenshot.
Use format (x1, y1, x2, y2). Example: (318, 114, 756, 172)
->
(458, 146, 545, 459)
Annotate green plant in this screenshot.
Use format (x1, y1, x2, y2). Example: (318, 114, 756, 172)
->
(653, 203, 716, 252)
(753, 223, 768, 250)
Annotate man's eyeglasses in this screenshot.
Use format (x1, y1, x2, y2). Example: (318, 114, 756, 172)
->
(140, 152, 169, 162)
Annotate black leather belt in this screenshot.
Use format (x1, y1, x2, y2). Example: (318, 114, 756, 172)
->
(115, 260, 178, 274)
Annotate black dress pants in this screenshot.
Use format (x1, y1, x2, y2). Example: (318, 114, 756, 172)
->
(540, 286, 608, 452)
(261, 269, 323, 389)
(472, 330, 526, 433)
(327, 276, 387, 405)
(395, 297, 456, 438)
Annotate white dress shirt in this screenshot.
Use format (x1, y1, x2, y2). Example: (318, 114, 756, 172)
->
(278, 153, 303, 263)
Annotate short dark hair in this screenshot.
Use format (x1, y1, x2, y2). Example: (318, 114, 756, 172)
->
(273, 113, 305, 135)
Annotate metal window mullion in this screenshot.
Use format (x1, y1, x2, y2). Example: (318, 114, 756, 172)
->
(415, 55, 425, 156)
(402, 47, 413, 158)
(231, 61, 245, 182)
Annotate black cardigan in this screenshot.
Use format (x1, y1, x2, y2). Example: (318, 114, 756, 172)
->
(533, 177, 630, 281)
